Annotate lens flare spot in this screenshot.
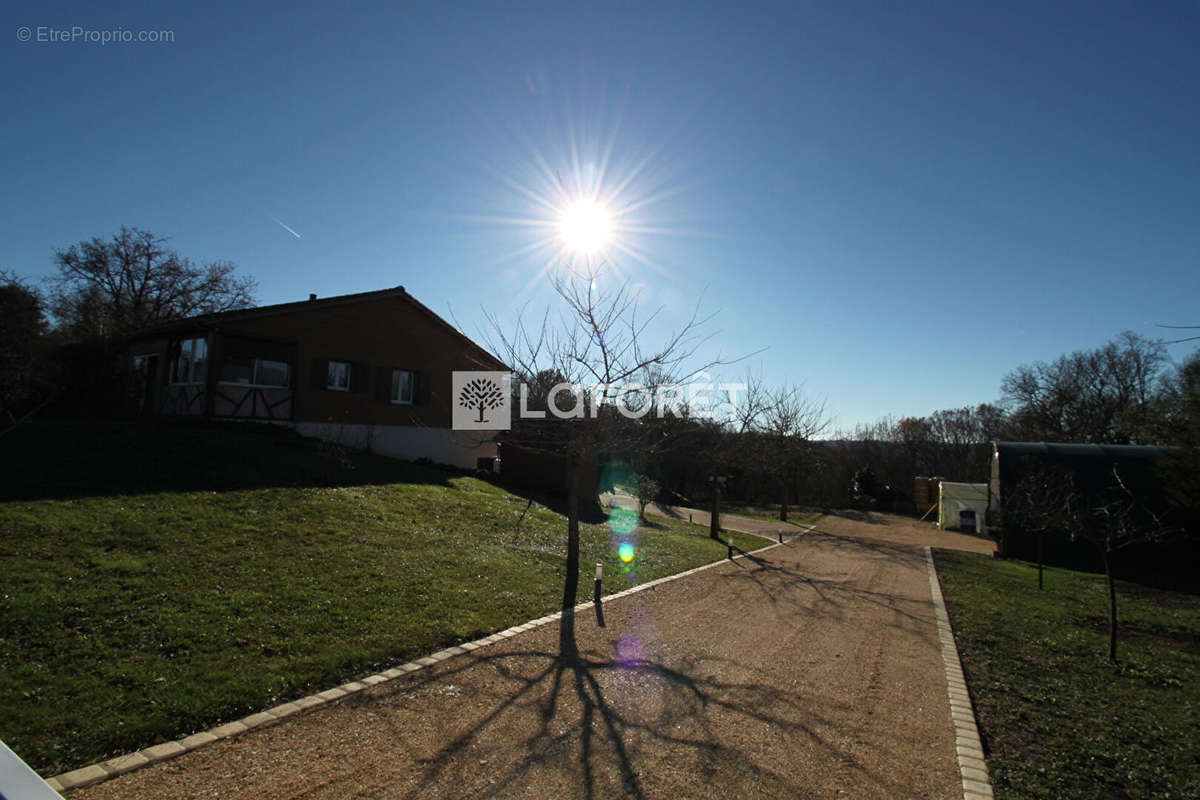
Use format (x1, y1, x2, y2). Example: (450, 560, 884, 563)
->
(616, 634, 644, 668)
(618, 541, 635, 563)
(607, 506, 638, 536)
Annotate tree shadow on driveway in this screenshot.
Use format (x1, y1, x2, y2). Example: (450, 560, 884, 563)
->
(364, 632, 923, 800)
(282, 526, 956, 799)
(723, 542, 938, 637)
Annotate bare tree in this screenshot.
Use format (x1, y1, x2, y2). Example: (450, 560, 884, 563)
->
(1083, 466, 1174, 663)
(1004, 464, 1081, 589)
(926, 406, 1001, 481)
(893, 415, 938, 477)
(722, 373, 774, 520)
(0, 272, 49, 419)
(1012, 461, 1177, 662)
(487, 261, 723, 659)
(730, 374, 828, 521)
(728, 372, 774, 436)
(761, 383, 828, 521)
(1157, 354, 1200, 512)
(823, 416, 911, 510)
(1001, 332, 1168, 444)
(890, 406, 1014, 483)
(49, 226, 257, 341)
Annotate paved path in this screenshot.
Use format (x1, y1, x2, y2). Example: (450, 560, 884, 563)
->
(77, 514, 993, 800)
(603, 491, 804, 540)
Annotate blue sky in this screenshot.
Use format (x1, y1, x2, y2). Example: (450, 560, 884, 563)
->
(4, 1, 1198, 430)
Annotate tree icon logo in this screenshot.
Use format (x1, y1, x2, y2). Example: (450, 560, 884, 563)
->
(451, 371, 512, 430)
(459, 377, 504, 423)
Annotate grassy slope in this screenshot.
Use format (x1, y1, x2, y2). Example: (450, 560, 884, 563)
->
(933, 549, 1200, 800)
(0, 422, 762, 775)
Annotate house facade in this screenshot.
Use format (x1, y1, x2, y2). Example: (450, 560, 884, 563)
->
(126, 286, 506, 469)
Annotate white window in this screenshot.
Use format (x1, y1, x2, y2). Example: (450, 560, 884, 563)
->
(327, 361, 350, 391)
(170, 337, 206, 384)
(220, 356, 254, 385)
(220, 357, 290, 388)
(255, 359, 289, 388)
(391, 369, 415, 404)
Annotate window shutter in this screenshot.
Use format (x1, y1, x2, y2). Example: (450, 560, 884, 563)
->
(416, 371, 432, 406)
(349, 362, 369, 393)
(310, 358, 328, 390)
(375, 367, 392, 403)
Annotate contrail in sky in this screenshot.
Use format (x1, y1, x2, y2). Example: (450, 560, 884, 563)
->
(270, 215, 302, 239)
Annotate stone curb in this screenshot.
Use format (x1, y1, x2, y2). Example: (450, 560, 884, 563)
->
(46, 530, 808, 794)
(925, 546, 995, 800)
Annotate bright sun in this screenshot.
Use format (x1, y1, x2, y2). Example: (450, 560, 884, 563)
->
(558, 199, 613, 254)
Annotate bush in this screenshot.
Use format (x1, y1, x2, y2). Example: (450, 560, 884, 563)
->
(635, 474, 661, 520)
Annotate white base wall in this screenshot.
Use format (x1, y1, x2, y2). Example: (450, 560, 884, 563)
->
(295, 422, 497, 469)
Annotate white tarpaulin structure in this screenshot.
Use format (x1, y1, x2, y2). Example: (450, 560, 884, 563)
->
(938, 481, 989, 533)
(1, 738, 63, 799)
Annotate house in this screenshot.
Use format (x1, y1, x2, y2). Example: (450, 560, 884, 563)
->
(125, 285, 507, 469)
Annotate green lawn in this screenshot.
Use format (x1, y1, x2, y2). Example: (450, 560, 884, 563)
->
(933, 549, 1200, 799)
(0, 421, 763, 776)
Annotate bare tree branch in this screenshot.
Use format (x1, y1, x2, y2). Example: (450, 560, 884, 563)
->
(48, 226, 256, 341)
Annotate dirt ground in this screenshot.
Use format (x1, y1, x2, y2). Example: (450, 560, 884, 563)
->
(75, 513, 994, 800)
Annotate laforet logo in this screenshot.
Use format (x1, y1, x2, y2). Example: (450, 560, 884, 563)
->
(451, 371, 512, 430)
(459, 377, 504, 422)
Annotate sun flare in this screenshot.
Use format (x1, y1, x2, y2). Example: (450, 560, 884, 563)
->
(473, 89, 688, 290)
(558, 198, 613, 254)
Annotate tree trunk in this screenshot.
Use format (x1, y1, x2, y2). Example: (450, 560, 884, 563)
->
(779, 480, 789, 522)
(1103, 546, 1118, 663)
(1037, 531, 1044, 590)
(710, 482, 721, 540)
(560, 451, 580, 661)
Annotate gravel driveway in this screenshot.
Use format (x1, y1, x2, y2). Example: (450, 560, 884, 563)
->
(76, 513, 993, 800)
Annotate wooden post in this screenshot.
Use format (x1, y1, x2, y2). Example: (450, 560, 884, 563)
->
(709, 478, 722, 541)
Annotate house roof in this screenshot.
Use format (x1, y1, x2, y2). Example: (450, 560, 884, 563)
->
(993, 441, 1178, 461)
(992, 441, 1183, 501)
(128, 285, 508, 370)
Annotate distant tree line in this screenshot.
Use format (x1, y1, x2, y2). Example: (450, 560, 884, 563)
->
(815, 333, 1198, 510)
(626, 331, 1199, 517)
(0, 227, 256, 422)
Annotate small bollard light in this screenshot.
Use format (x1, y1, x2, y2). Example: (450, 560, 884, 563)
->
(778, 531, 783, 544)
(727, 539, 734, 559)
(593, 562, 606, 627)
